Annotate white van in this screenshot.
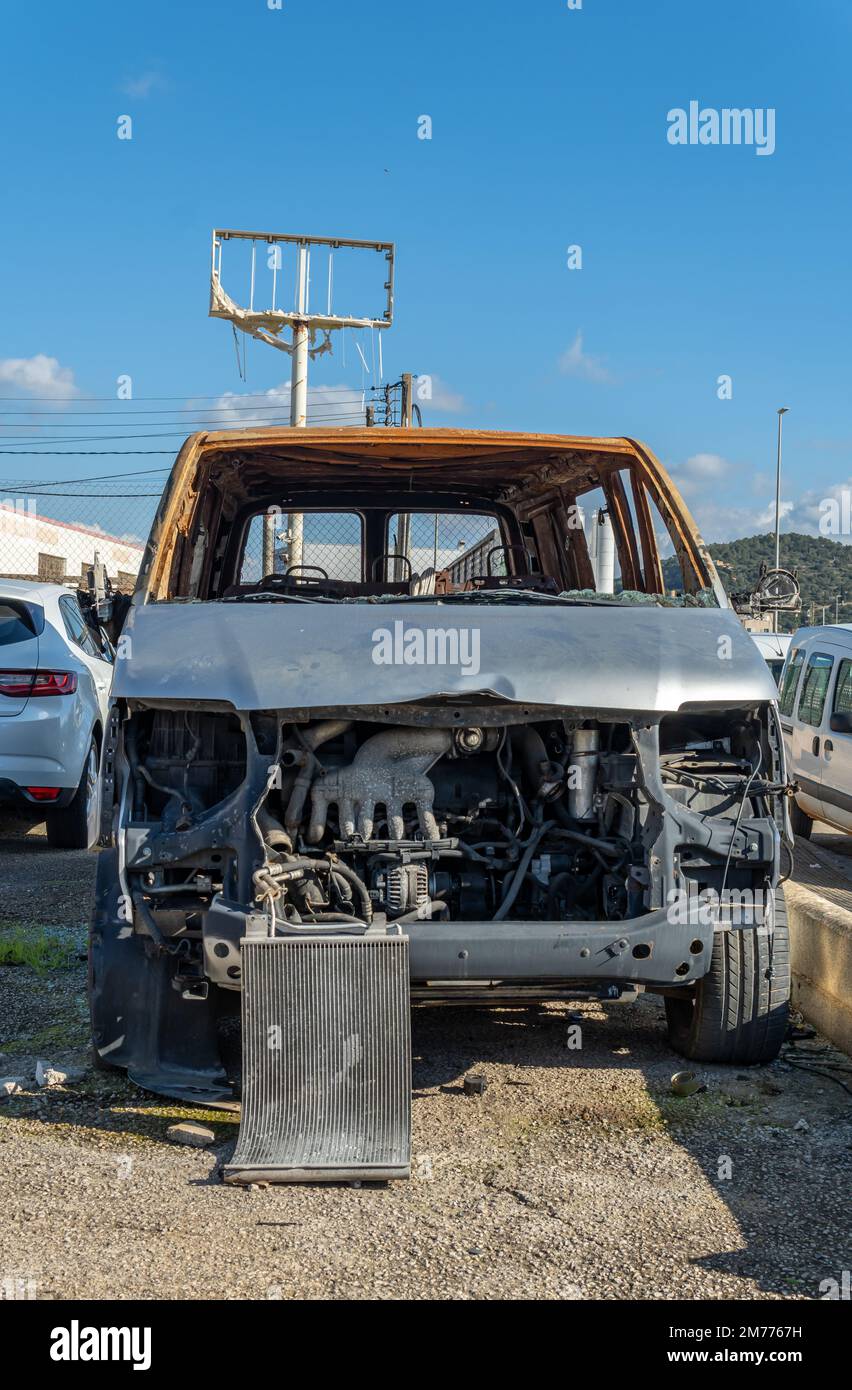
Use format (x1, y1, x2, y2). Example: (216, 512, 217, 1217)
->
(778, 624, 852, 838)
(751, 631, 791, 686)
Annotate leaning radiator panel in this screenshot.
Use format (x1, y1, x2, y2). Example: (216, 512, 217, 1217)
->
(224, 934, 411, 1184)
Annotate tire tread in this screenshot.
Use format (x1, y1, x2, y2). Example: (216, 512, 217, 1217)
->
(666, 888, 790, 1064)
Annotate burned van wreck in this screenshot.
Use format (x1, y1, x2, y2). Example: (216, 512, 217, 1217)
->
(90, 429, 792, 1181)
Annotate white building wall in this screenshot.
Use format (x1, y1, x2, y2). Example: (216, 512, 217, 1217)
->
(0, 501, 143, 585)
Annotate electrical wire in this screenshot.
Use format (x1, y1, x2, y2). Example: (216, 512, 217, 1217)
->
(1, 467, 171, 484)
(0, 408, 374, 427)
(781, 1048, 852, 1095)
(0, 449, 178, 457)
(718, 743, 763, 907)
(0, 388, 388, 403)
(0, 414, 370, 446)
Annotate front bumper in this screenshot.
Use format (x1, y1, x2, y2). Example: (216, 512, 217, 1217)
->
(201, 900, 714, 991)
(92, 851, 719, 1105)
(404, 908, 710, 988)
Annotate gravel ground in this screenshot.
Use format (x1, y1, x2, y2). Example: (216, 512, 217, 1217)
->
(1, 820, 850, 1302)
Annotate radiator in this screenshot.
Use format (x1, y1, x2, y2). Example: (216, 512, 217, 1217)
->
(223, 933, 411, 1184)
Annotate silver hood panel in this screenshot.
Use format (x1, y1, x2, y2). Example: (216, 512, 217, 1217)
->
(115, 601, 777, 712)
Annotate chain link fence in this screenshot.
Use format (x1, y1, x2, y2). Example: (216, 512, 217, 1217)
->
(0, 381, 418, 593)
(0, 472, 166, 592)
(1, 474, 502, 596)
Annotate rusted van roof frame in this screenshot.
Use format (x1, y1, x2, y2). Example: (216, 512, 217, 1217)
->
(136, 428, 724, 605)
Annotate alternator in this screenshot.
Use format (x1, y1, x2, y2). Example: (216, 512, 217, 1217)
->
(374, 862, 430, 918)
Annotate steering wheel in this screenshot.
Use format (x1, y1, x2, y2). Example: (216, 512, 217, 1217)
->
(486, 544, 535, 576)
(371, 553, 413, 580)
(283, 564, 329, 582)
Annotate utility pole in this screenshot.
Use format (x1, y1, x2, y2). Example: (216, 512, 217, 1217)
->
(772, 407, 789, 633)
(400, 373, 414, 427)
(263, 244, 309, 573)
(393, 374, 414, 579)
(285, 243, 310, 572)
(210, 228, 395, 578)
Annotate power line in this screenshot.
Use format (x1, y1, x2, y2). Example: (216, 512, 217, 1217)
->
(1, 497, 162, 503)
(0, 397, 371, 418)
(0, 386, 390, 404)
(0, 411, 368, 429)
(1, 470, 170, 488)
(0, 415, 369, 446)
(0, 430, 196, 445)
(0, 448, 178, 456)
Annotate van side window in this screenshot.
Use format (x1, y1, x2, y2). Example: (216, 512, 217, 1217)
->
(778, 648, 804, 716)
(833, 659, 852, 718)
(797, 652, 834, 727)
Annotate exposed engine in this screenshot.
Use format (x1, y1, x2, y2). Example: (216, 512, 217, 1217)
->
(117, 703, 781, 955)
(244, 717, 646, 927)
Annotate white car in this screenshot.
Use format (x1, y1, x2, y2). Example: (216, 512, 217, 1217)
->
(751, 631, 791, 687)
(0, 579, 114, 848)
(778, 623, 852, 838)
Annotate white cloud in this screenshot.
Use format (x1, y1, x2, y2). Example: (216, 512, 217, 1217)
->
(666, 452, 796, 540)
(688, 498, 782, 542)
(557, 330, 614, 385)
(0, 354, 79, 400)
(781, 478, 852, 541)
(688, 490, 846, 545)
(197, 382, 366, 428)
(671, 452, 731, 497)
(682, 452, 729, 481)
(120, 71, 165, 99)
(423, 375, 466, 414)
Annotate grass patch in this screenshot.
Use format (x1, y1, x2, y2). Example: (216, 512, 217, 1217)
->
(0, 925, 78, 973)
(112, 1102, 238, 1140)
(3, 1018, 89, 1055)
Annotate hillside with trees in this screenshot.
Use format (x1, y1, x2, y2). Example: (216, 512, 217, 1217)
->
(664, 532, 851, 631)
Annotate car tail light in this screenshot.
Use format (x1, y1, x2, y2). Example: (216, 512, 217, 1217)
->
(24, 787, 61, 801)
(0, 670, 77, 697)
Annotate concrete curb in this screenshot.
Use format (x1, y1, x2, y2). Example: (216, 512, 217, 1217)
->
(784, 878, 852, 1057)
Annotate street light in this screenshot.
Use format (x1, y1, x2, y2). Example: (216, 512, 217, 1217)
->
(773, 407, 789, 632)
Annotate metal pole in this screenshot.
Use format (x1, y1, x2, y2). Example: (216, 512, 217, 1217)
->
(393, 375, 414, 581)
(262, 511, 276, 577)
(286, 244, 310, 570)
(263, 245, 309, 575)
(773, 407, 788, 633)
(401, 373, 413, 428)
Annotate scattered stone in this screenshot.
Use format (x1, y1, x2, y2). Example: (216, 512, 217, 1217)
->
(794, 1118, 810, 1133)
(166, 1122, 216, 1147)
(0, 1076, 28, 1098)
(720, 1082, 759, 1106)
(35, 1060, 68, 1088)
(758, 1079, 784, 1096)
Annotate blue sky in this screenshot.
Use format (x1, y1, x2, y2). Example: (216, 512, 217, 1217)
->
(1, 0, 851, 544)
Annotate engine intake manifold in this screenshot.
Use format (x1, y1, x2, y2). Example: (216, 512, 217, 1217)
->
(307, 727, 452, 843)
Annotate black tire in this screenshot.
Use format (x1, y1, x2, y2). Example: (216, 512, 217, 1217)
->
(790, 800, 813, 839)
(665, 887, 790, 1064)
(46, 736, 100, 850)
